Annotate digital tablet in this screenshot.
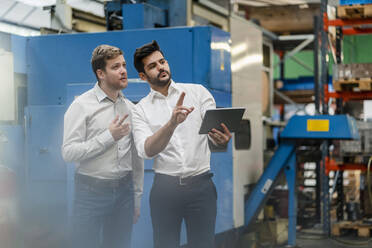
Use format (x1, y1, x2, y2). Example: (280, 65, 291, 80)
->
(199, 107, 245, 134)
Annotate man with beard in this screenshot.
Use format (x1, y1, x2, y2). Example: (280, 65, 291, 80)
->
(62, 44, 144, 248)
(131, 40, 232, 248)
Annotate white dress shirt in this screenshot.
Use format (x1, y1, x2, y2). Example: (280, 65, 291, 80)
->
(62, 83, 144, 208)
(132, 80, 216, 178)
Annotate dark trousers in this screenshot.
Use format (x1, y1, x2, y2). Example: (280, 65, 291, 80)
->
(150, 172, 217, 248)
(71, 173, 134, 248)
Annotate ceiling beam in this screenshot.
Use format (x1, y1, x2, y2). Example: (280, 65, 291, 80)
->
(20, 6, 37, 24)
(1, 2, 18, 19)
(235, 1, 268, 7)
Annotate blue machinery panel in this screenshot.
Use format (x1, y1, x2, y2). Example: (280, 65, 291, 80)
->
(24, 106, 66, 181)
(244, 115, 358, 246)
(107, 0, 187, 29)
(281, 115, 359, 140)
(122, 4, 167, 29)
(27, 26, 230, 106)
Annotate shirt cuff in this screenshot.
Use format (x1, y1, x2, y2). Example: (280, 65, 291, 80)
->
(137, 139, 157, 159)
(97, 129, 115, 148)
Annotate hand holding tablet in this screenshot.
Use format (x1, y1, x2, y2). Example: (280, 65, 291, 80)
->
(199, 107, 245, 134)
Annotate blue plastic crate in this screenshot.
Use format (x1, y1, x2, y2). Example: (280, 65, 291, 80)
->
(340, 0, 372, 5)
(279, 76, 333, 91)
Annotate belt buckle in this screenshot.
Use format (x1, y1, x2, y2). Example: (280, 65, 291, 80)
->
(179, 176, 186, 186)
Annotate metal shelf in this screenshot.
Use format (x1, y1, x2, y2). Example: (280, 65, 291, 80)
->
(321, 3, 372, 231)
(324, 84, 372, 101)
(325, 157, 371, 176)
(323, 13, 372, 35)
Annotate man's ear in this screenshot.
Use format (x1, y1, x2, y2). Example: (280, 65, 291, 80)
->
(96, 69, 105, 81)
(139, 72, 147, 81)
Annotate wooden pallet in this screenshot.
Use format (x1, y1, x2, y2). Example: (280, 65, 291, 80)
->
(338, 4, 372, 19)
(333, 78, 372, 91)
(332, 221, 372, 237)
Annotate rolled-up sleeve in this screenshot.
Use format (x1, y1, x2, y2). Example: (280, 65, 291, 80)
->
(131, 104, 156, 159)
(196, 85, 225, 150)
(61, 100, 115, 163)
(198, 84, 216, 118)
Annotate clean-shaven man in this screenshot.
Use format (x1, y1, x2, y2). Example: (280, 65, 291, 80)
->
(62, 45, 144, 248)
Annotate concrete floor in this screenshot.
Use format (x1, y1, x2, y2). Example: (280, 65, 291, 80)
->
(259, 227, 372, 248)
(295, 235, 372, 248)
(289, 226, 372, 248)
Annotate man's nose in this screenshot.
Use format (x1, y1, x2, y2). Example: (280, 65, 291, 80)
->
(157, 62, 165, 70)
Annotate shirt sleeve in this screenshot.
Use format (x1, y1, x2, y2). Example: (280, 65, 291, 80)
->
(197, 85, 227, 151)
(131, 103, 156, 159)
(130, 135, 144, 209)
(61, 100, 115, 163)
(198, 84, 216, 118)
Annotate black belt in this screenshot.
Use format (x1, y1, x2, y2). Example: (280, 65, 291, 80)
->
(75, 172, 132, 188)
(154, 171, 213, 186)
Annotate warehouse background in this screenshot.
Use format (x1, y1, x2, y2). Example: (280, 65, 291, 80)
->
(1, 0, 372, 247)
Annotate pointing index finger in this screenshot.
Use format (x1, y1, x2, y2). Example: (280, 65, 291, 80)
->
(176, 92, 185, 107)
(112, 115, 119, 124)
(118, 114, 129, 125)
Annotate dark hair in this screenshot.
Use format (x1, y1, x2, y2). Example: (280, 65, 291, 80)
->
(133, 40, 164, 73)
(91, 44, 123, 80)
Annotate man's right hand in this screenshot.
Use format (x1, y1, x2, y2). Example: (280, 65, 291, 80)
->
(170, 92, 194, 127)
(109, 115, 130, 141)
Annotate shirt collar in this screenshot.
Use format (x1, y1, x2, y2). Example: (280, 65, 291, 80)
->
(148, 80, 180, 102)
(94, 82, 125, 103)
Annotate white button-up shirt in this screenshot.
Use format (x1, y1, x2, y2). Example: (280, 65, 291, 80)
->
(132, 81, 216, 177)
(62, 83, 144, 208)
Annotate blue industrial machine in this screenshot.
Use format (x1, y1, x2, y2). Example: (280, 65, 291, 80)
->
(244, 115, 359, 246)
(105, 0, 188, 30)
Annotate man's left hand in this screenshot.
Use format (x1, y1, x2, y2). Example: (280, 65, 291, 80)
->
(208, 123, 232, 146)
(133, 207, 140, 224)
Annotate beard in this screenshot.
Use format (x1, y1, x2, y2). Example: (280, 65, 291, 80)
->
(146, 69, 171, 87)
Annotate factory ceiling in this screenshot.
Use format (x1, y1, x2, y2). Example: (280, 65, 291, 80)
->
(0, 0, 322, 36)
(234, 0, 320, 7)
(0, 0, 104, 35)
